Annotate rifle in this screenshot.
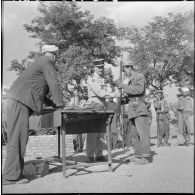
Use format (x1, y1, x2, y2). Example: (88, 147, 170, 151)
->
(155, 96, 160, 147)
(118, 54, 125, 149)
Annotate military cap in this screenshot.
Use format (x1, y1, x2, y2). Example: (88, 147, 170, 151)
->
(42, 45, 59, 54)
(93, 59, 105, 67)
(156, 90, 163, 94)
(123, 61, 134, 67)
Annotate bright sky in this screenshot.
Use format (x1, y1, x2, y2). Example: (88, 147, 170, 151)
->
(2, 1, 193, 95)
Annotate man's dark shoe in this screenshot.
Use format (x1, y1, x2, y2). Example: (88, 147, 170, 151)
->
(86, 157, 96, 163)
(95, 156, 107, 162)
(77, 148, 83, 153)
(162, 143, 171, 147)
(3, 176, 30, 185)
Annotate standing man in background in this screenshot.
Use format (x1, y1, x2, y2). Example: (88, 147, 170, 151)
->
(153, 90, 170, 147)
(176, 87, 193, 145)
(117, 61, 152, 165)
(86, 58, 119, 163)
(3, 45, 64, 185)
(145, 89, 153, 130)
(68, 86, 87, 153)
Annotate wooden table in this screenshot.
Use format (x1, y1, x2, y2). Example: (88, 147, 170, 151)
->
(30, 108, 115, 178)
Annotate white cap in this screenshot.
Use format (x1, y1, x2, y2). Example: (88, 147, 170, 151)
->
(113, 98, 118, 103)
(42, 45, 59, 54)
(181, 87, 190, 92)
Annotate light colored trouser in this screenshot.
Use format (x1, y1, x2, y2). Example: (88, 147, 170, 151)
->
(86, 133, 105, 158)
(158, 120, 170, 144)
(3, 99, 30, 180)
(178, 112, 193, 136)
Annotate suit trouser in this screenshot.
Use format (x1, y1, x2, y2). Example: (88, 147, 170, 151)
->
(130, 116, 151, 158)
(86, 133, 105, 158)
(123, 117, 132, 148)
(158, 120, 170, 144)
(3, 99, 30, 180)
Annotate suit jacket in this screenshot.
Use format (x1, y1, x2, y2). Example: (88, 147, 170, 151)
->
(5, 56, 64, 113)
(121, 71, 148, 119)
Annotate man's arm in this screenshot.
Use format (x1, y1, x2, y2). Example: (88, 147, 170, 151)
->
(42, 59, 64, 107)
(121, 75, 145, 95)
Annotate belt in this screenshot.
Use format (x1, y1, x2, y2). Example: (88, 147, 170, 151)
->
(128, 97, 144, 102)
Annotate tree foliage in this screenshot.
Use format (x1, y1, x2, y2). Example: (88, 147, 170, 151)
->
(120, 11, 194, 90)
(9, 2, 121, 101)
(8, 4, 193, 95)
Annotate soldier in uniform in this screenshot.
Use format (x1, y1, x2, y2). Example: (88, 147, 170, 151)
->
(176, 87, 193, 145)
(153, 90, 170, 147)
(145, 89, 153, 129)
(3, 45, 64, 185)
(117, 61, 152, 165)
(175, 88, 184, 144)
(86, 59, 119, 163)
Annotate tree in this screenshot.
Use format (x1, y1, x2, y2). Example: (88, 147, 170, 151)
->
(8, 2, 121, 101)
(120, 11, 194, 90)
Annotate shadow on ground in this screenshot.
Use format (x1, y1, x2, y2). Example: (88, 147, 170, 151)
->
(39, 149, 135, 178)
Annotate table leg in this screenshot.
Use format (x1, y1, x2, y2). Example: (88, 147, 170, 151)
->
(62, 116, 66, 178)
(57, 127, 61, 159)
(106, 114, 113, 172)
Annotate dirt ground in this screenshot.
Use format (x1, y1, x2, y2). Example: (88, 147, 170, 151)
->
(2, 135, 194, 194)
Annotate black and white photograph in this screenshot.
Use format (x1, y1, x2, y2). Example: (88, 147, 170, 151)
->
(1, 1, 194, 193)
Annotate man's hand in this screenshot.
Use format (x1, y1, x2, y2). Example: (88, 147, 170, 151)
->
(54, 103, 65, 109)
(110, 91, 120, 98)
(114, 81, 123, 90)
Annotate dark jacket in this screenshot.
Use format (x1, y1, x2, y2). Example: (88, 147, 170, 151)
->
(5, 56, 64, 113)
(121, 71, 148, 119)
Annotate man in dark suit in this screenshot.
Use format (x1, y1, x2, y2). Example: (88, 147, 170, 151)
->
(117, 61, 152, 165)
(3, 45, 64, 185)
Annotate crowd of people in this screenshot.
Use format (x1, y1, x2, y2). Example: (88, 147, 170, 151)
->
(2, 44, 193, 185)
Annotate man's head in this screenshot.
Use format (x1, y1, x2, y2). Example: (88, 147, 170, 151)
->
(93, 59, 105, 77)
(42, 45, 59, 61)
(122, 61, 134, 76)
(156, 90, 164, 99)
(181, 87, 190, 97)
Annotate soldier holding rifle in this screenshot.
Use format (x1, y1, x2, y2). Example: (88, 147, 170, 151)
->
(115, 60, 152, 165)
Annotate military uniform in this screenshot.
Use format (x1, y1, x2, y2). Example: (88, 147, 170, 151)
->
(86, 59, 118, 161)
(176, 94, 193, 144)
(153, 96, 170, 146)
(121, 70, 151, 161)
(176, 96, 184, 135)
(3, 46, 64, 182)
